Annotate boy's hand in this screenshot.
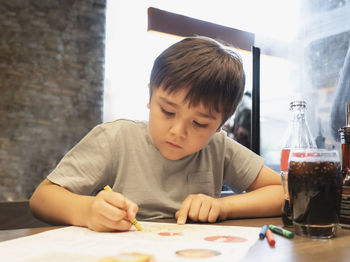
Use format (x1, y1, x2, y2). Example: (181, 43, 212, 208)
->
(86, 190, 138, 232)
(175, 194, 228, 225)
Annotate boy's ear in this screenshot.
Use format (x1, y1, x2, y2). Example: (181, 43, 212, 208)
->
(147, 103, 150, 109)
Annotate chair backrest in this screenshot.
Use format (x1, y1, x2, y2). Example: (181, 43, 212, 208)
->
(0, 200, 50, 230)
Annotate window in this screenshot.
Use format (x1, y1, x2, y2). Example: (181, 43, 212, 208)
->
(104, 0, 350, 173)
(103, 0, 299, 124)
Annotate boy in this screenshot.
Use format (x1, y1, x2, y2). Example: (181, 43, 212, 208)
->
(30, 36, 283, 232)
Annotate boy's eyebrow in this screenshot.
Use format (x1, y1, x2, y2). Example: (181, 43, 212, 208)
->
(159, 96, 217, 120)
(159, 96, 178, 108)
(196, 111, 217, 120)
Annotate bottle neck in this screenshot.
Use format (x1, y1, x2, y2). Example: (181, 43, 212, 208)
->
(290, 105, 306, 122)
(283, 103, 316, 149)
(340, 127, 350, 171)
(340, 127, 350, 144)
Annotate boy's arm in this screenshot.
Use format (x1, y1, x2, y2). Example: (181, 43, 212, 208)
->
(220, 165, 283, 219)
(29, 179, 138, 232)
(176, 165, 283, 224)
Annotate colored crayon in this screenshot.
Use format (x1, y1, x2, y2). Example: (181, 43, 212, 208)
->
(266, 229, 275, 246)
(259, 225, 268, 239)
(104, 185, 142, 231)
(268, 224, 294, 239)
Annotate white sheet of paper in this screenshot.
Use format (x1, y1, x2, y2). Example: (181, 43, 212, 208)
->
(0, 221, 260, 262)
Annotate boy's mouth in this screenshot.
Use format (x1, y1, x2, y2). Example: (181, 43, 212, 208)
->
(166, 141, 182, 148)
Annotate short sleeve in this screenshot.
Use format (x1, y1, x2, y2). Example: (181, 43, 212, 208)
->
(223, 137, 264, 193)
(47, 124, 115, 195)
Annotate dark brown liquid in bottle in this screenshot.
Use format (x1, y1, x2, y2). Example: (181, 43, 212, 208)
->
(340, 126, 350, 227)
(342, 143, 350, 184)
(288, 160, 342, 226)
(281, 200, 293, 227)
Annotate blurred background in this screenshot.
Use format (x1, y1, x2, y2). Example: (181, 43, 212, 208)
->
(1, 0, 349, 200)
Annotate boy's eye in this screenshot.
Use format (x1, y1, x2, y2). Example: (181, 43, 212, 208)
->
(193, 121, 208, 128)
(161, 107, 175, 116)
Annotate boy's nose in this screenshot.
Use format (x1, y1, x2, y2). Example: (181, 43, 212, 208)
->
(170, 120, 187, 139)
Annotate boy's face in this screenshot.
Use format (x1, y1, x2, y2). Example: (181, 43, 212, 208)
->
(148, 87, 222, 160)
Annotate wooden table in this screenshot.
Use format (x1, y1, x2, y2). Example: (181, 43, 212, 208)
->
(1, 217, 350, 262)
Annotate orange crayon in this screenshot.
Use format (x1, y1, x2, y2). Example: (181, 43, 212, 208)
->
(266, 229, 275, 246)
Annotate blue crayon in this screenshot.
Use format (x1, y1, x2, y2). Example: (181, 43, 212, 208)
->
(259, 225, 268, 239)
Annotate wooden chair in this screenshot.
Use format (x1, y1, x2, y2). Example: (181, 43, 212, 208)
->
(0, 200, 50, 230)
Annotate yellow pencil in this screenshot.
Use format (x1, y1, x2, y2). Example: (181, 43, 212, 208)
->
(103, 185, 142, 231)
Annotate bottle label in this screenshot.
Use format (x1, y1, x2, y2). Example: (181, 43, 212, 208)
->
(280, 148, 291, 172)
(340, 186, 350, 224)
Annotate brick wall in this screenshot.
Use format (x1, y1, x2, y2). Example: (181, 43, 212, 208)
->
(0, 0, 106, 200)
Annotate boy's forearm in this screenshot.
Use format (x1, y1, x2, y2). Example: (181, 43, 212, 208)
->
(29, 180, 93, 227)
(220, 185, 284, 219)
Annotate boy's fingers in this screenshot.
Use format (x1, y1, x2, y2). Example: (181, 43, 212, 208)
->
(100, 200, 128, 221)
(96, 215, 133, 232)
(176, 196, 193, 225)
(188, 197, 203, 221)
(99, 191, 138, 222)
(125, 199, 139, 220)
(208, 205, 220, 223)
(111, 219, 133, 231)
(198, 201, 211, 222)
(102, 191, 128, 210)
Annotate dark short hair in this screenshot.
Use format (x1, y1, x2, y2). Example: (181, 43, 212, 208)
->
(149, 36, 246, 125)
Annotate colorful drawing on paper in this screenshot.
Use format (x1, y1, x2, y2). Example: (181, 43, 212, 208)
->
(137, 223, 248, 243)
(138, 223, 197, 233)
(176, 249, 221, 258)
(0, 221, 261, 262)
(204, 235, 248, 243)
(99, 252, 155, 262)
(135, 223, 198, 239)
(158, 232, 183, 236)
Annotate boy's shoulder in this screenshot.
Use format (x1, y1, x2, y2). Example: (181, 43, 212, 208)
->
(95, 119, 148, 135)
(208, 129, 245, 151)
(101, 118, 147, 128)
(96, 118, 148, 132)
(210, 129, 229, 144)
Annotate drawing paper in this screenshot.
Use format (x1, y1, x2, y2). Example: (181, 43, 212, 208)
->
(0, 221, 260, 261)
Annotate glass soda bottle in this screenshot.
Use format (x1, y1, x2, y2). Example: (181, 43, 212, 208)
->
(280, 101, 316, 227)
(339, 103, 350, 228)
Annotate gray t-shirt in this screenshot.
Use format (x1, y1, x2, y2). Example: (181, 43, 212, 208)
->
(48, 119, 264, 220)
